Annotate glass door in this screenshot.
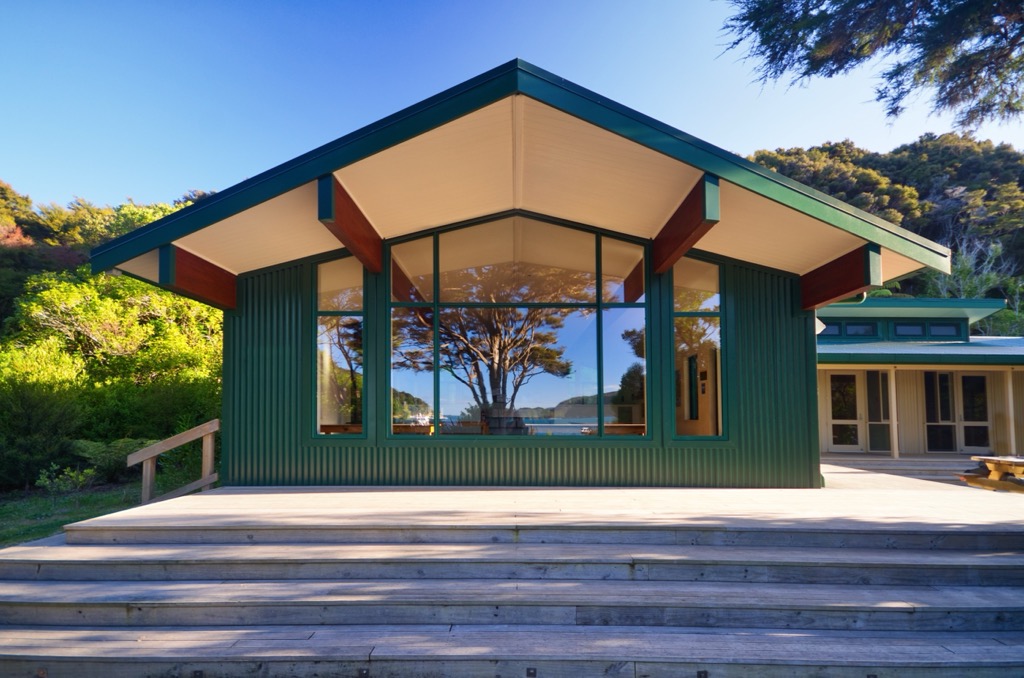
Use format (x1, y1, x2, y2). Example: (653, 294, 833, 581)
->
(866, 370, 891, 452)
(959, 374, 991, 452)
(827, 372, 864, 452)
(924, 371, 956, 452)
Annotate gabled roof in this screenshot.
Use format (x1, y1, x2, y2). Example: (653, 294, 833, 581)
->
(91, 60, 950, 309)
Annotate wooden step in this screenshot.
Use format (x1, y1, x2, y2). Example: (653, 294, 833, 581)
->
(2, 578, 1020, 631)
(62, 521, 1024, 550)
(2, 541, 1021, 587)
(2, 624, 1023, 678)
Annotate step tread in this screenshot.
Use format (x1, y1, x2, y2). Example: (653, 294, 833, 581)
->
(4, 541, 1022, 568)
(2, 578, 1020, 610)
(2, 624, 1023, 667)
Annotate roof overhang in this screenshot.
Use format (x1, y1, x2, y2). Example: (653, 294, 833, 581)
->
(92, 59, 951, 311)
(818, 298, 1007, 325)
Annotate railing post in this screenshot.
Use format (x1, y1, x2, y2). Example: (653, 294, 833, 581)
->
(141, 457, 156, 503)
(201, 432, 215, 492)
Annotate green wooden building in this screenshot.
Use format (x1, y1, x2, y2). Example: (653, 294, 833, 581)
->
(92, 61, 951, 488)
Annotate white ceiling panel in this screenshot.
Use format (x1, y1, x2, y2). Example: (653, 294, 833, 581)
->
(335, 99, 515, 239)
(696, 181, 867, 276)
(518, 97, 702, 238)
(173, 181, 340, 274)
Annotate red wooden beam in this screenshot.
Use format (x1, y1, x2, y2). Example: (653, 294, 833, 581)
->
(159, 245, 236, 310)
(652, 173, 720, 274)
(318, 175, 382, 273)
(800, 244, 882, 310)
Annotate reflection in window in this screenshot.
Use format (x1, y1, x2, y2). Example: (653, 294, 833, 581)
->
(673, 257, 719, 312)
(603, 238, 645, 303)
(391, 307, 434, 434)
(437, 308, 598, 436)
(604, 308, 646, 435)
(438, 218, 596, 304)
(390, 217, 646, 437)
(317, 317, 363, 433)
(316, 257, 364, 434)
(672, 257, 722, 437)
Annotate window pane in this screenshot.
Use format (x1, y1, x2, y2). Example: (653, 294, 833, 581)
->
(961, 375, 988, 421)
(868, 423, 891, 451)
(927, 424, 956, 451)
(391, 308, 434, 434)
(317, 317, 363, 434)
(819, 323, 840, 336)
(830, 374, 857, 421)
(832, 424, 859, 446)
(318, 258, 363, 311)
(894, 322, 924, 337)
(603, 308, 646, 435)
(674, 316, 721, 436)
(845, 323, 876, 337)
(438, 217, 596, 304)
(673, 258, 719, 312)
(930, 323, 960, 337)
(437, 307, 598, 436)
(602, 237, 645, 303)
(963, 425, 990, 448)
(392, 237, 433, 302)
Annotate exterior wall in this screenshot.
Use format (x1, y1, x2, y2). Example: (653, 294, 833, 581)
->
(895, 371, 926, 454)
(221, 254, 821, 488)
(816, 371, 830, 452)
(990, 372, 1010, 454)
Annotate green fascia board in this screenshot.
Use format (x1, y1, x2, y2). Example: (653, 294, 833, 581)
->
(818, 352, 1024, 366)
(92, 59, 950, 275)
(818, 297, 1006, 324)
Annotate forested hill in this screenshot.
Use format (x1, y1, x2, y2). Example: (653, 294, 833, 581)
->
(750, 133, 1024, 335)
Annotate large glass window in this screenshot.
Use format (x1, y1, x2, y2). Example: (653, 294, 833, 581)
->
(389, 216, 646, 437)
(672, 257, 722, 437)
(316, 257, 364, 434)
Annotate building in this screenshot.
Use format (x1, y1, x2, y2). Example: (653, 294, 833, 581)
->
(91, 60, 951, 487)
(817, 298, 1023, 457)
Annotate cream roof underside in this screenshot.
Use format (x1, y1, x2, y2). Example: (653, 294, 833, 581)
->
(118, 95, 927, 282)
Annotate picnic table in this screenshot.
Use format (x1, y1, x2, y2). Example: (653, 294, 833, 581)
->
(960, 456, 1024, 494)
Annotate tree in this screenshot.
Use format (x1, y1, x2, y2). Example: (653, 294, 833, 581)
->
(752, 141, 922, 226)
(391, 263, 590, 422)
(724, 0, 1024, 128)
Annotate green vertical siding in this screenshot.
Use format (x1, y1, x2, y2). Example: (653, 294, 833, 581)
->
(222, 256, 820, 488)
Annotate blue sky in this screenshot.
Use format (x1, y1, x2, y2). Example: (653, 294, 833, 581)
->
(4, 0, 1023, 209)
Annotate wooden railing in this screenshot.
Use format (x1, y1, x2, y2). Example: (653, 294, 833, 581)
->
(126, 419, 220, 504)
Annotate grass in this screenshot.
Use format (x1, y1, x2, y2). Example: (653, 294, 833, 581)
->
(0, 482, 142, 548)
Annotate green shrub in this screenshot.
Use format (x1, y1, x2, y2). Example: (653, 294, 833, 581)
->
(74, 438, 151, 483)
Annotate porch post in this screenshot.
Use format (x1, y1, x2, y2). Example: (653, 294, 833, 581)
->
(888, 367, 900, 459)
(1006, 369, 1017, 456)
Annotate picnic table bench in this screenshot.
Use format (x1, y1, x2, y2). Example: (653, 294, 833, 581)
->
(960, 456, 1024, 494)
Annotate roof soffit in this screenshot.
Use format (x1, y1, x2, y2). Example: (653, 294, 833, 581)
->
(91, 59, 950, 281)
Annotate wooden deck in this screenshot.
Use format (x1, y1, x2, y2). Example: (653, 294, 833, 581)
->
(1, 465, 1023, 676)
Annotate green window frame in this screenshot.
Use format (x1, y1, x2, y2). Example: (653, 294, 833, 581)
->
(314, 255, 366, 437)
(386, 214, 649, 438)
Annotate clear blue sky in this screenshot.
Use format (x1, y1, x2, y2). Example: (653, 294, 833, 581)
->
(4, 0, 1023, 209)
